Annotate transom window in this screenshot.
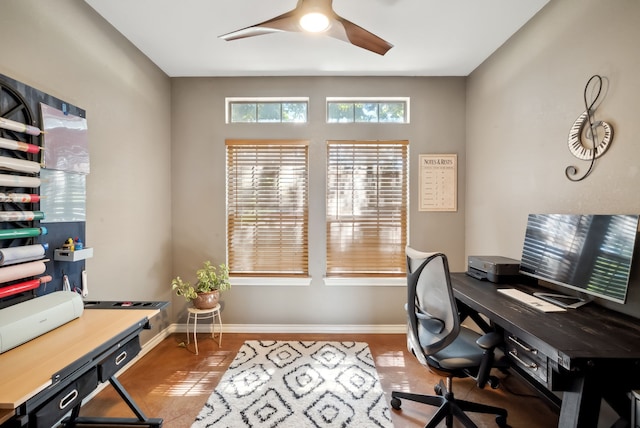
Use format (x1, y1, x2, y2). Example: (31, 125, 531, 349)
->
(226, 97, 308, 123)
(326, 97, 409, 123)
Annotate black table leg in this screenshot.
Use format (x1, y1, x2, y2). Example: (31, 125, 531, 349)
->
(559, 374, 602, 428)
(62, 376, 162, 427)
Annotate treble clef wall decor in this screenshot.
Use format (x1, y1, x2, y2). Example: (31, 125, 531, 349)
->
(565, 74, 614, 182)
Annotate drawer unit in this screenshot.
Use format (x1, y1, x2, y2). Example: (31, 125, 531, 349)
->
(32, 367, 98, 428)
(97, 336, 141, 383)
(504, 332, 549, 387)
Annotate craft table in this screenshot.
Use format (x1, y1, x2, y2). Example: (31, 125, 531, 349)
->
(0, 308, 163, 427)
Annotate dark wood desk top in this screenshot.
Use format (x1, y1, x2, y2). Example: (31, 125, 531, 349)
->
(451, 272, 640, 370)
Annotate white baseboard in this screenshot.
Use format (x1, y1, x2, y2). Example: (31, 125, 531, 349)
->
(169, 323, 406, 334)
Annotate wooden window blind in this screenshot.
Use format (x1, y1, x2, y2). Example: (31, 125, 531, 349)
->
(326, 140, 408, 276)
(226, 140, 309, 276)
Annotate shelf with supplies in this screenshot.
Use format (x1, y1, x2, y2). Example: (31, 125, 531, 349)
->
(53, 247, 93, 262)
(1, 72, 89, 306)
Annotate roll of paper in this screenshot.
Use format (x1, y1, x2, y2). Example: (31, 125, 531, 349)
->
(0, 211, 45, 222)
(0, 227, 47, 240)
(0, 174, 40, 188)
(0, 260, 46, 283)
(0, 193, 40, 203)
(0, 136, 40, 154)
(0, 117, 41, 136)
(0, 256, 43, 266)
(0, 156, 40, 174)
(0, 278, 41, 299)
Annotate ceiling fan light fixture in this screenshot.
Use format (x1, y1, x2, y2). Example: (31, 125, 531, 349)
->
(299, 12, 330, 32)
(221, 0, 393, 56)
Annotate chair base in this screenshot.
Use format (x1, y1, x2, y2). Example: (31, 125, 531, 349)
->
(390, 380, 508, 428)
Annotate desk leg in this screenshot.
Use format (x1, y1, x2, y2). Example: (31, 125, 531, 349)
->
(559, 374, 601, 428)
(62, 376, 163, 427)
(109, 376, 152, 422)
(458, 301, 493, 334)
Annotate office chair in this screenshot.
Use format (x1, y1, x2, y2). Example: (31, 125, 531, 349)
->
(390, 248, 508, 428)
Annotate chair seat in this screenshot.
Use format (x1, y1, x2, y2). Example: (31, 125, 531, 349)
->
(428, 328, 504, 371)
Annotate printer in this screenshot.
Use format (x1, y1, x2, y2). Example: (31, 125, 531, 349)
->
(467, 255, 520, 283)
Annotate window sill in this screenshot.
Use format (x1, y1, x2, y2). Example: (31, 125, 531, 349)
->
(323, 277, 405, 287)
(229, 277, 405, 287)
(230, 277, 311, 287)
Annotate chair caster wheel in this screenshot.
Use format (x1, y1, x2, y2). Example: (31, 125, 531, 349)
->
(390, 397, 401, 410)
(434, 384, 443, 395)
(496, 414, 508, 427)
(488, 375, 500, 389)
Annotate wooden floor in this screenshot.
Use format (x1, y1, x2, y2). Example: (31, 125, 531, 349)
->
(79, 333, 559, 427)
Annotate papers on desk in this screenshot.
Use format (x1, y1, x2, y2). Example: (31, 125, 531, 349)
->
(498, 288, 567, 312)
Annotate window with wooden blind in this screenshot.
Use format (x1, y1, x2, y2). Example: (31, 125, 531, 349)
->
(226, 140, 309, 276)
(326, 140, 408, 276)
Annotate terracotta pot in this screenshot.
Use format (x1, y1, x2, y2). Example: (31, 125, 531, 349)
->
(193, 290, 220, 309)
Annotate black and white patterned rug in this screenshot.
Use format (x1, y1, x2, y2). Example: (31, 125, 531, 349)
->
(192, 340, 394, 428)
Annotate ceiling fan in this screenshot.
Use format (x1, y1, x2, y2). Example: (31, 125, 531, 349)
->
(219, 0, 393, 56)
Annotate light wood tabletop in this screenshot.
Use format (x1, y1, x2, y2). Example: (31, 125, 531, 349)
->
(0, 308, 158, 422)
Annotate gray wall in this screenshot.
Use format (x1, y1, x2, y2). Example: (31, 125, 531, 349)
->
(3, 0, 639, 328)
(0, 1, 468, 328)
(0, 1, 173, 333)
(171, 77, 467, 326)
(466, 0, 640, 317)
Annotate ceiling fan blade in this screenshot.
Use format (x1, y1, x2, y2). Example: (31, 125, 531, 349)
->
(220, 0, 393, 56)
(327, 16, 393, 56)
(219, 10, 301, 41)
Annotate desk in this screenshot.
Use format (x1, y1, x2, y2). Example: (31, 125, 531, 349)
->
(451, 273, 640, 428)
(0, 309, 163, 427)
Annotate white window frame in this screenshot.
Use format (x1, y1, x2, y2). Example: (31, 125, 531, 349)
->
(225, 97, 309, 124)
(326, 97, 410, 124)
(325, 140, 409, 282)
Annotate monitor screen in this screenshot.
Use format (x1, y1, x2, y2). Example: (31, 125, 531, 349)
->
(519, 214, 639, 304)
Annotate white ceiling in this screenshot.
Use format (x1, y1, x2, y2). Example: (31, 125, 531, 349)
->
(84, 0, 549, 77)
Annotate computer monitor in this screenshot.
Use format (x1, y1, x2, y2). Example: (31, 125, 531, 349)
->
(519, 214, 639, 306)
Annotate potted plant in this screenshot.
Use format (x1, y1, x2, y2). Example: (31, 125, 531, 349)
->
(171, 261, 231, 309)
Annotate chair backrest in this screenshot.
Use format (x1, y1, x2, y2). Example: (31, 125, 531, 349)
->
(405, 247, 460, 364)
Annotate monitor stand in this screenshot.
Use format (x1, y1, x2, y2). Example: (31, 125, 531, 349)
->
(533, 292, 591, 309)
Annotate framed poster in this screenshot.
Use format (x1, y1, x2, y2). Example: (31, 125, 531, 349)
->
(419, 154, 457, 212)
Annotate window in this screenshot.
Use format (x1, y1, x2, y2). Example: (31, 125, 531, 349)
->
(226, 98, 308, 123)
(326, 140, 408, 276)
(326, 98, 409, 123)
(226, 140, 309, 276)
